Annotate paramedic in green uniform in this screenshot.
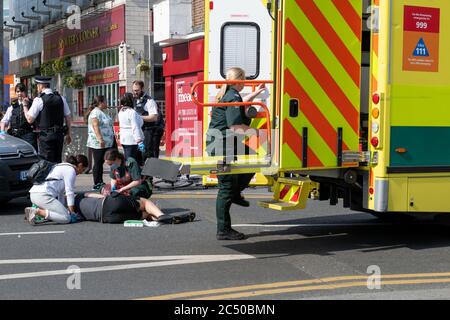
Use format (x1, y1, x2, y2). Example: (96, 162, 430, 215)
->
(206, 67, 266, 240)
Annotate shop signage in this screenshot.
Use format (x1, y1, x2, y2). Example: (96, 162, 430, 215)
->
(172, 75, 202, 157)
(85, 67, 120, 86)
(43, 5, 125, 61)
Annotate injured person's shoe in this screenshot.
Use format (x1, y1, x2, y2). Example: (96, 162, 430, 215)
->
(173, 212, 196, 224)
(156, 214, 174, 224)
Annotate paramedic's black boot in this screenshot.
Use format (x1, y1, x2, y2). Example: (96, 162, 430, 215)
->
(216, 228, 246, 240)
(232, 195, 250, 207)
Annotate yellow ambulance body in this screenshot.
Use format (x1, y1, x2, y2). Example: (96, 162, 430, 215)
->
(165, 0, 450, 216)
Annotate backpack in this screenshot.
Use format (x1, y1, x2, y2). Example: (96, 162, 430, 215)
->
(27, 160, 57, 184)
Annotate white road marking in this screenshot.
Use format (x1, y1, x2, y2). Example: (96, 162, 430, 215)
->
(233, 223, 392, 228)
(0, 255, 253, 265)
(0, 255, 255, 281)
(0, 231, 65, 236)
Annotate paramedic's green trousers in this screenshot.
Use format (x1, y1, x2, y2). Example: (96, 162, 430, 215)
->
(216, 173, 254, 232)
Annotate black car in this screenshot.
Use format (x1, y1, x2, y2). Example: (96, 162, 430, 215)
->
(0, 135, 39, 203)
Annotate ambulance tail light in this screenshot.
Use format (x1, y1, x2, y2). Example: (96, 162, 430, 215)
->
(209, 1, 214, 10)
(371, 137, 379, 148)
(372, 93, 380, 105)
(372, 108, 380, 119)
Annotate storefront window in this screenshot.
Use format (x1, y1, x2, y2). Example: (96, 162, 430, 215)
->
(103, 51, 107, 69)
(87, 82, 120, 119)
(87, 48, 120, 71)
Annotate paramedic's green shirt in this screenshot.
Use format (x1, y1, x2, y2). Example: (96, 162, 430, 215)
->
(109, 157, 151, 198)
(206, 87, 251, 156)
(209, 87, 251, 133)
(109, 157, 141, 181)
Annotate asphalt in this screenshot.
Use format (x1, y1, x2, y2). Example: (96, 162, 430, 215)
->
(1, 173, 450, 300)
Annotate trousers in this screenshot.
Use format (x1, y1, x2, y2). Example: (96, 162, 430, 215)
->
(90, 147, 109, 185)
(38, 131, 64, 163)
(216, 173, 254, 232)
(143, 127, 163, 160)
(14, 131, 38, 151)
(30, 192, 71, 224)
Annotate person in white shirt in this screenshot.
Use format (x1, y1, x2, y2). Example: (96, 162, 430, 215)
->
(24, 76, 72, 163)
(132, 80, 161, 164)
(24, 154, 89, 225)
(118, 92, 144, 161)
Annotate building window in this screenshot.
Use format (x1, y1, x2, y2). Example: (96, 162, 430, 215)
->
(153, 64, 165, 102)
(220, 22, 260, 79)
(87, 82, 120, 119)
(87, 48, 120, 71)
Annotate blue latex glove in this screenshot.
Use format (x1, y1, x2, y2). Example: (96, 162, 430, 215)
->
(0, 130, 6, 135)
(138, 142, 145, 152)
(111, 184, 117, 192)
(69, 213, 82, 223)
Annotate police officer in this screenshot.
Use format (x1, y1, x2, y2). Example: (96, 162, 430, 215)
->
(0, 83, 38, 150)
(25, 76, 73, 163)
(206, 67, 265, 240)
(132, 80, 164, 164)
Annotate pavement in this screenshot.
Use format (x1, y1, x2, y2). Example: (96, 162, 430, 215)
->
(2, 173, 450, 300)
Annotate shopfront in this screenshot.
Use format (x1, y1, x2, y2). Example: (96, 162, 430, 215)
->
(85, 48, 120, 112)
(163, 38, 204, 157)
(9, 53, 41, 98)
(43, 4, 125, 121)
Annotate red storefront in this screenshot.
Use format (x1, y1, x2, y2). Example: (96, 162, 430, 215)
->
(163, 38, 204, 157)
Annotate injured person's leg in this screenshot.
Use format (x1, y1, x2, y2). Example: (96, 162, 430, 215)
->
(137, 197, 169, 222)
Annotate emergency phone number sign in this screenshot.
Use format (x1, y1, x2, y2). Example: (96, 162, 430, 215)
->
(403, 5, 440, 72)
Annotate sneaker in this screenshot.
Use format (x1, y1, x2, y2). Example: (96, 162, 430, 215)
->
(24, 207, 37, 223)
(216, 228, 246, 240)
(232, 195, 250, 207)
(31, 217, 51, 226)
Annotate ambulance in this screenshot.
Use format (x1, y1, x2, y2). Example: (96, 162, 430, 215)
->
(156, 0, 450, 217)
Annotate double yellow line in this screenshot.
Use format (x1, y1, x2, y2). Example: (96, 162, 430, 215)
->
(140, 272, 450, 300)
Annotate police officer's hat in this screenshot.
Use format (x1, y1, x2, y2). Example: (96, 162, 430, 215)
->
(35, 76, 52, 84)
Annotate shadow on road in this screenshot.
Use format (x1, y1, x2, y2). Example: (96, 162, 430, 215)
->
(0, 197, 30, 216)
(225, 215, 450, 257)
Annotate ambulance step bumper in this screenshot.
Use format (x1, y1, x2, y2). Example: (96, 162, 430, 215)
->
(258, 177, 312, 211)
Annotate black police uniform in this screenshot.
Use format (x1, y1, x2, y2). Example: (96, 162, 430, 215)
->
(8, 100, 38, 150)
(135, 93, 164, 162)
(37, 92, 65, 163)
(206, 87, 254, 234)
